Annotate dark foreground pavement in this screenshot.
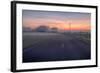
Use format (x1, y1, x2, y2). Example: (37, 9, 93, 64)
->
(23, 33, 91, 63)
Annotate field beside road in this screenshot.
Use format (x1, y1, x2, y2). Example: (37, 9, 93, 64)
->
(23, 32, 91, 63)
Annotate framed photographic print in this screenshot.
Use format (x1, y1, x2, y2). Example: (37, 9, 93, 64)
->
(11, 1, 98, 72)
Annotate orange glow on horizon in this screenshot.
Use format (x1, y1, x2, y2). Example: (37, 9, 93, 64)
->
(63, 24, 90, 31)
(23, 18, 91, 31)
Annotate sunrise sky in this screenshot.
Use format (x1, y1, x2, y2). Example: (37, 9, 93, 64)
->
(22, 10, 91, 31)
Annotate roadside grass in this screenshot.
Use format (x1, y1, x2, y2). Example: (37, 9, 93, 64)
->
(78, 32, 91, 44)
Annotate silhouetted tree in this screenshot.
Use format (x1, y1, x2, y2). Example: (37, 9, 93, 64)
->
(51, 27, 58, 33)
(34, 25, 49, 32)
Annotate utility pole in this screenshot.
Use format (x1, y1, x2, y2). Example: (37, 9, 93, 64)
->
(69, 23, 71, 34)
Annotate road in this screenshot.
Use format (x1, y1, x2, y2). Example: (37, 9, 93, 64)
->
(23, 33, 91, 63)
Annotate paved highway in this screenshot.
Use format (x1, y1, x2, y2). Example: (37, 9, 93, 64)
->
(23, 33, 90, 62)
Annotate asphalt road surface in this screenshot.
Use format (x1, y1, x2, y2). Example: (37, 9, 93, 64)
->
(23, 33, 90, 63)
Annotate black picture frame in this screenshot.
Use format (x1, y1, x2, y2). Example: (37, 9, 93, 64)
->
(11, 1, 98, 72)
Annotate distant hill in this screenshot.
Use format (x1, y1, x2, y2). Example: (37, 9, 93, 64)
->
(23, 25, 75, 33)
(33, 25, 58, 33)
